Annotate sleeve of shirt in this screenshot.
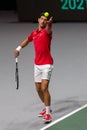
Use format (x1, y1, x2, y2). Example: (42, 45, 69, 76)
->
(45, 28, 52, 39)
(27, 32, 33, 42)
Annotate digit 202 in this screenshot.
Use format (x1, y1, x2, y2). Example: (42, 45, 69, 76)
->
(61, 0, 87, 10)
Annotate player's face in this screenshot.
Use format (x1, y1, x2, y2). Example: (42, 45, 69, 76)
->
(38, 16, 48, 28)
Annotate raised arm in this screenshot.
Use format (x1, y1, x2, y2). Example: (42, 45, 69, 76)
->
(46, 17, 53, 34)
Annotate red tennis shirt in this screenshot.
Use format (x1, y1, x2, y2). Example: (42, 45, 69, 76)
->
(28, 28, 53, 65)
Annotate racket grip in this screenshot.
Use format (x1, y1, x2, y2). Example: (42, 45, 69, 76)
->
(15, 57, 18, 63)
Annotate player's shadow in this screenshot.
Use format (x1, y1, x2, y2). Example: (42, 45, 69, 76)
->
(52, 96, 81, 114)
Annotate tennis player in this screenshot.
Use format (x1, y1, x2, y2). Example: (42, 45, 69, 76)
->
(14, 12, 54, 123)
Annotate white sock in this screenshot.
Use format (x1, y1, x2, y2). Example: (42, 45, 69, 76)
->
(46, 106, 50, 115)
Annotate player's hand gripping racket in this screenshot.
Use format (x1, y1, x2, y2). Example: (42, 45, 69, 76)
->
(15, 57, 19, 89)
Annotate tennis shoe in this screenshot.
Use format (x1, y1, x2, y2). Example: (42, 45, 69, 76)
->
(38, 108, 52, 117)
(43, 114, 52, 123)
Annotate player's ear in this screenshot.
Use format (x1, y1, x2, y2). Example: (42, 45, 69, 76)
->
(38, 18, 40, 22)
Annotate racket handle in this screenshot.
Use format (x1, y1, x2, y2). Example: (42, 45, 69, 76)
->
(15, 57, 18, 63)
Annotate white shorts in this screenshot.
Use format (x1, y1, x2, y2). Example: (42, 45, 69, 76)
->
(34, 64, 53, 82)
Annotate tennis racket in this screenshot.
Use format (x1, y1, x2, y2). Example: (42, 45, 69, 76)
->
(15, 57, 19, 89)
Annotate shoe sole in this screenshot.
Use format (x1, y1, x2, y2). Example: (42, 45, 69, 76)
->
(38, 115, 44, 117)
(43, 118, 52, 123)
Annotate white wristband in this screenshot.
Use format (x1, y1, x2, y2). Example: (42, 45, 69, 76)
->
(16, 46, 22, 51)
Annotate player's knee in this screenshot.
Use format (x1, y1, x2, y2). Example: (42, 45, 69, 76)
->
(41, 85, 48, 93)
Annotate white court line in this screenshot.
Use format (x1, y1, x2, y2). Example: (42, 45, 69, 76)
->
(40, 104, 87, 130)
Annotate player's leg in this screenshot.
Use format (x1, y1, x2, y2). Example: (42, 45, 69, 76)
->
(41, 79, 52, 122)
(35, 82, 47, 117)
(41, 79, 50, 106)
(41, 65, 53, 122)
(35, 82, 44, 103)
(34, 65, 44, 103)
(34, 65, 46, 117)
(34, 64, 53, 120)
